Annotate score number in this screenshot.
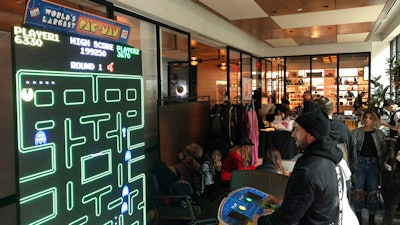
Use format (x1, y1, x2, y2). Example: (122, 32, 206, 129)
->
(14, 35, 43, 47)
(80, 47, 107, 57)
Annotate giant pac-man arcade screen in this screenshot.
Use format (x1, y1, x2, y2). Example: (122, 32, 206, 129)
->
(12, 26, 146, 224)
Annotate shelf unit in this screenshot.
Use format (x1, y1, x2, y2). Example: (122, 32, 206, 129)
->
(337, 68, 368, 113)
(285, 68, 368, 113)
(286, 85, 306, 109)
(285, 70, 310, 110)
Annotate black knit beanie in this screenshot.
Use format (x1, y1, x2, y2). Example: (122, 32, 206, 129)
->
(295, 110, 330, 140)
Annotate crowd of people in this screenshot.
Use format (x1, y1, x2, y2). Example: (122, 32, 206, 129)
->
(245, 89, 398, 224)
(251, 92, 400, 225)
(160, 91, 400, 225)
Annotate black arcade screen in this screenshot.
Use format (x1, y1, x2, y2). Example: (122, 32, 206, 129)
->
(12, 26, 146, 224)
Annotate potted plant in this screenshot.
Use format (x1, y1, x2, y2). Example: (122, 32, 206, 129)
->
(368, 75, 390, 115)
(367, 56, 400, 115)
(386, 56, 400, 96)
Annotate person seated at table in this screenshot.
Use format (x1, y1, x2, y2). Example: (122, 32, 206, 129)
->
(256, 148, 290, 176)
(220, 137, 256, 185)
(274, 99, 290, 119)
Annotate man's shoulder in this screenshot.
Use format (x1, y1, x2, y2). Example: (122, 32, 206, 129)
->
(331, 120, 351, 133)
(330, 118, 348, 127)
(297, 154, 336, 171)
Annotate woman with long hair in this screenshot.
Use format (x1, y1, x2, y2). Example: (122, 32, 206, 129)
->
(220, 137, 256, 183)
(351, 109, 387, 225)
(256, 148, 290, 176)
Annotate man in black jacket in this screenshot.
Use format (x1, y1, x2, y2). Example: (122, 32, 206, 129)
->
(316, 98, 357, 175)
(253, 111, 343, 225)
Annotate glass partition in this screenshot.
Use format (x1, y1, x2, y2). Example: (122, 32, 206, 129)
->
(193, 41, 227, 103)
(264, 58, 281, 104)
(311, 54, 338, 113)
(242, 53, 252, 100)
(277, 63, 285, 104)
(114, 11, 158, 147)
(286, 56, 311, 110)
(229, 49, 241, 101)
(338, 53, 370, 113)
(263, 60, 272, 102)
(252, 56, 261, 91)
(160, 28, 189, 98)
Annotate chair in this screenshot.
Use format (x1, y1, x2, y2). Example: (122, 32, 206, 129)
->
(147, 173, 201, 224)
(230, 170, 289, 197)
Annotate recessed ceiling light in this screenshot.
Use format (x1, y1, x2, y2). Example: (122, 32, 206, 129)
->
(297, 8, 303, 12)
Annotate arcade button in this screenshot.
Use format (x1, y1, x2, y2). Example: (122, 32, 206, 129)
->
(238, 205, 246, 211)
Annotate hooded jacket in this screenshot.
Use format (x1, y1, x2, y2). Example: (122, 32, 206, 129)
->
(257, 137, 343, 225)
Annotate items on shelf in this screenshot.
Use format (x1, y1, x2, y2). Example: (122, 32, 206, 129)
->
(284, 68, 369, 113)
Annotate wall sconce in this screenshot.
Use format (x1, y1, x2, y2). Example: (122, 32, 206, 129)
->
(190, 56, 199, 66)
(217, 62, 227, 70)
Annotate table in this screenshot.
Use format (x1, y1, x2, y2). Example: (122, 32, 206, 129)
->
(259, 129, 299, 160)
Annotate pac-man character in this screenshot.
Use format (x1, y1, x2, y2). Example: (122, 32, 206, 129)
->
(21, 88, 34, 102)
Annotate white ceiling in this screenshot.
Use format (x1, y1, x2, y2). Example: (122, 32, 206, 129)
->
(195, 0, 399, 48)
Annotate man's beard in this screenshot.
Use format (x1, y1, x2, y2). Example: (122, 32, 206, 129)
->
(294, 139, 306, 151)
